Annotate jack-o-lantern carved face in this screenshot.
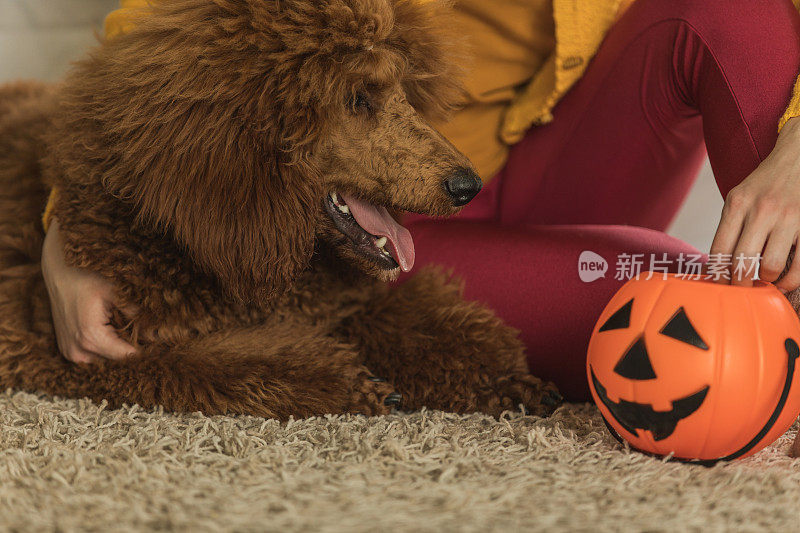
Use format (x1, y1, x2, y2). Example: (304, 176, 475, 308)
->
(587, 274, 800, 463)
(592, 302, 711, 441)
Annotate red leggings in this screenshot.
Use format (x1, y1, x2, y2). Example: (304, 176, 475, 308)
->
(406, 0, 800, 400)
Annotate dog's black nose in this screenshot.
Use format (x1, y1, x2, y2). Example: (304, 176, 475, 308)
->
(444, 168, 483, 207)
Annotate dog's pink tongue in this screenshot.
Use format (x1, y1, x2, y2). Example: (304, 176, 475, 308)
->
(340, 193, 415, 272)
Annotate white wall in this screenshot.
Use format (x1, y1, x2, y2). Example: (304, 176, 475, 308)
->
(668, 163, 724, 252)
(0, 0, 116, 82)
(0, 0, 724, 251)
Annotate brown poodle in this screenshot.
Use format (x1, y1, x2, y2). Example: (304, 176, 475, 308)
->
(0, 0, 561, 419)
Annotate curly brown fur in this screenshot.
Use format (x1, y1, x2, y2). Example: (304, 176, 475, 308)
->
(0, 0, 560, 420)
(337, 268, 560, 417)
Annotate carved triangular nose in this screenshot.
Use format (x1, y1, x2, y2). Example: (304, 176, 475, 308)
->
(614, 336, 657, 380)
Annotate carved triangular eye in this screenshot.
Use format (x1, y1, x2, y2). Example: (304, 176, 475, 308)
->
(599, 299, 633, 332)
(614, 336, 657, 380)
(660, 307, 709, 350)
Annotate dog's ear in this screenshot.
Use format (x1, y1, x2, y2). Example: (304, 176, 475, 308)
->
(127, 134, 321, 303)
(55, 1, 323, 303)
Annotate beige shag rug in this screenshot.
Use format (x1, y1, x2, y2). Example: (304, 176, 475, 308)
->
(1, 390, 799, 532)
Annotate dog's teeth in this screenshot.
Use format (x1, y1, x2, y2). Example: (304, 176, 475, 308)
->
(375, 237, 388, 249)
(338, 204, 350, 214)
(331, 192, 339, 204)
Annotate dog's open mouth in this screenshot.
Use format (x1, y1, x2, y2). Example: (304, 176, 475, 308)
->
(324, 192, 415, 272)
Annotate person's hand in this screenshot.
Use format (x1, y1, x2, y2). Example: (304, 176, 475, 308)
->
(41, 219, 137, 363)
(711, 117, 800, 291)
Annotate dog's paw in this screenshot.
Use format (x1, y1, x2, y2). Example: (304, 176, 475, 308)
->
(480, 373, 562, 418)
(347, 368, 400, 416)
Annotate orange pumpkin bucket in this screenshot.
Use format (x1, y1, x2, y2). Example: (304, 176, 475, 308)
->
(587, 273, 800, 463)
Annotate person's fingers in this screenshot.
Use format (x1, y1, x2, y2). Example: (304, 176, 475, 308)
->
(710, 193, 748, 284)
(710, 191, 748, 257)
(731, 213, 775, 287)
(92, 326, 137, 360)
(776, 245, 800, 292)
(74, 297, 135, 360)
(760, 225, 797, 283)
(55, 321, 104, 364)
(56, 329, 102, 364)
(64, 348, 102, 365)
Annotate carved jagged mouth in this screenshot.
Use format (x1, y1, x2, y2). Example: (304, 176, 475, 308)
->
(590, 368, 709, 441)
(324, 193, 405, 272)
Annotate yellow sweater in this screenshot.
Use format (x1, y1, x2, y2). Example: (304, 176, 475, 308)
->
(43, 0, 800, 228)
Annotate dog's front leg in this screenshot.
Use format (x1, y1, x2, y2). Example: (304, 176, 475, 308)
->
(337, 268, 562, 417)
(1, 323, 398, 419)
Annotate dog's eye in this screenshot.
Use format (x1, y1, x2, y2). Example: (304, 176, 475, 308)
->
(351, 92, 373, 113)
